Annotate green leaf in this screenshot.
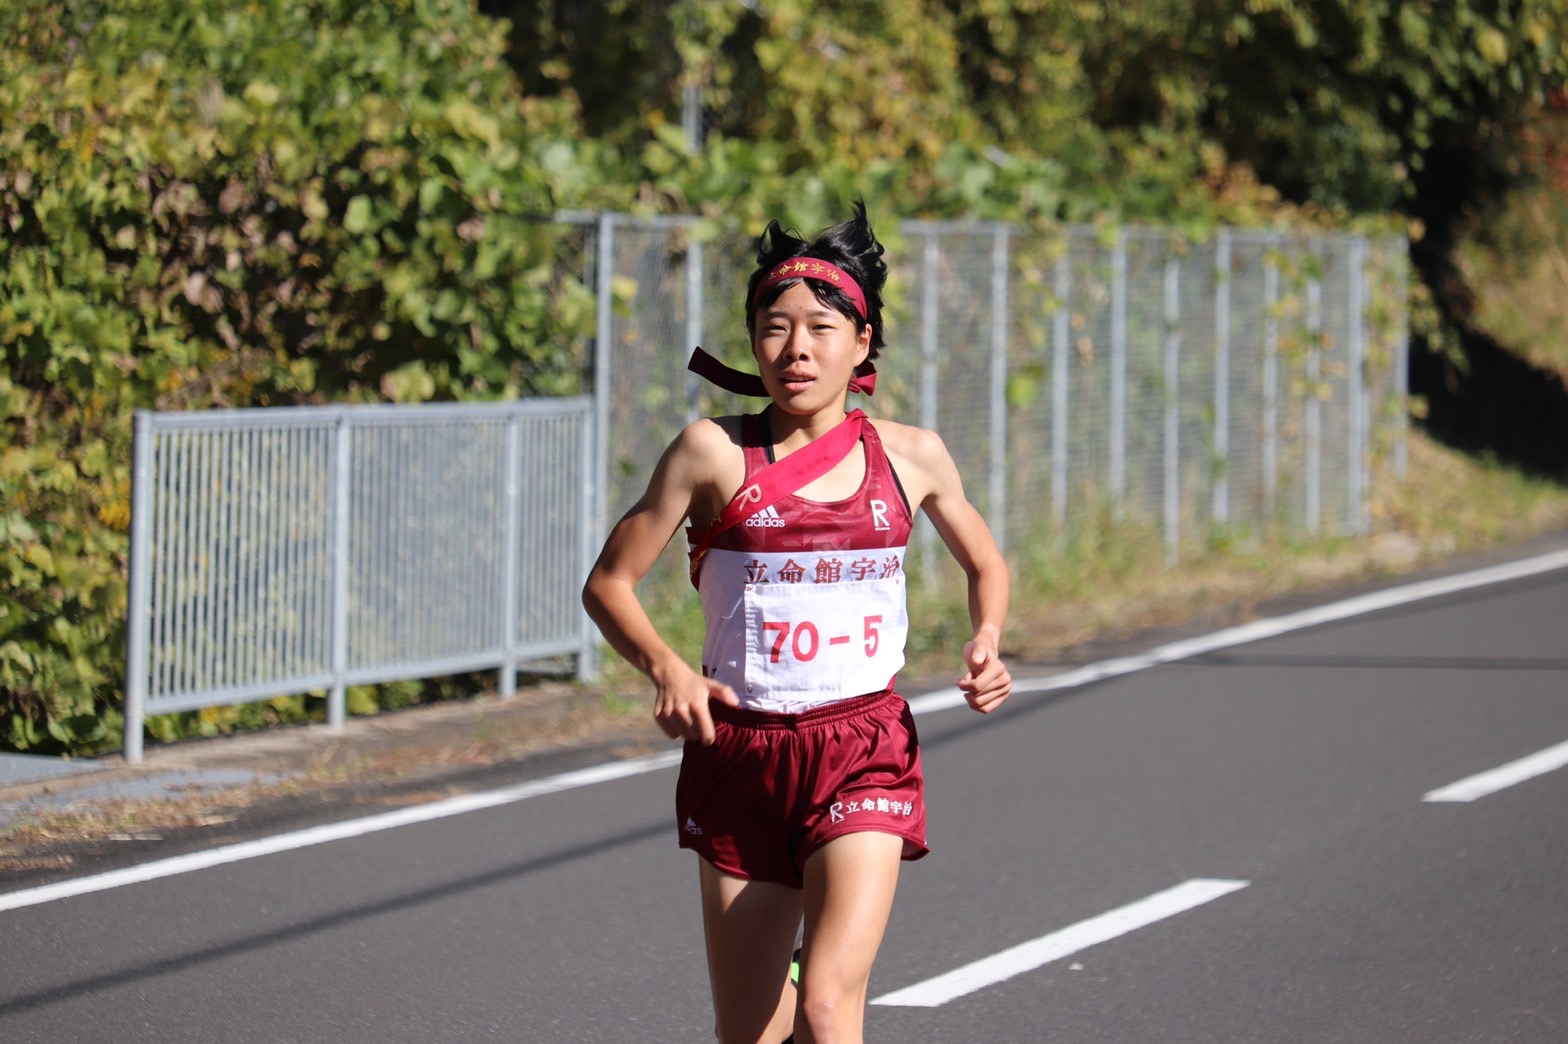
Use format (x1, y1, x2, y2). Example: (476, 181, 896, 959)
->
(343, 195, 374, 234)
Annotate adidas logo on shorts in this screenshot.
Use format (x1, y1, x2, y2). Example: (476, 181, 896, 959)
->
(684, 817, 703, 836)
(744, 505, 787, 528)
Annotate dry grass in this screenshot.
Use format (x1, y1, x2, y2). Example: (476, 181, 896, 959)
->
(1465, 255, 1568, 378)
(0, 787, 299, 872)
(983, 432, 1568, 668)
(1456, 163, 1568, 379)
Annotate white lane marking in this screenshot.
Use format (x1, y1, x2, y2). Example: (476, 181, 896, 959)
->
(5, 546, 1566, 914)
(0, 750, 682, 914)
(907, 547, 1568, 715)
(872, 878, 1249, 1008)
(1423, 739, 1568, 802)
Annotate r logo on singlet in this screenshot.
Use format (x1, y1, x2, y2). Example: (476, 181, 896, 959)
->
(871, 499, 891, 532)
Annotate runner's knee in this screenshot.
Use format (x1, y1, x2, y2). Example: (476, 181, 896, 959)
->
(795, 975, 863, 1043)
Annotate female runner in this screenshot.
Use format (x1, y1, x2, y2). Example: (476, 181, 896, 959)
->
(583, 201, 1011, 1044)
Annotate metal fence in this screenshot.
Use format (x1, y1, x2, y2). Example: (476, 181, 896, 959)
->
(571, 215, 1408, 581)
(121, 214, 1407, 758)
(123, 398, 595, 760)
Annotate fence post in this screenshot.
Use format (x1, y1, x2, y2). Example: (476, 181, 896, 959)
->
(1110, 230, 1128, 508)
(328, 414, 351, 729)
(577, 400, 600, 681)
(1263, 237, 1281, 515)
(686, 237, 705, 425)
(499, 410, 522, 697)
(1348, 236, 1369, 534)
(1051, 249, 1070, 528)
(576, 211, 615, 680)
(123, 412, 153, 762)
(918, 232, 940, 574)
(1213, 230, 1232, 527)
(1163, 249, 1181, 565)
(988, 224, 1010, 554)
(593, 212, 615, 556)
(1306, 246, 1323, 535)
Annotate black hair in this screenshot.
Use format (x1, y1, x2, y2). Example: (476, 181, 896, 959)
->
(744, 199, 888, 359)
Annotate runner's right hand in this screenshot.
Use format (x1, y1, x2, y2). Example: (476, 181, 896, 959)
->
(652, 660, 739, 745)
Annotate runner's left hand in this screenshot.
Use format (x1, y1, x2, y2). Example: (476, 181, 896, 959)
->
(957, 640, 1011, 714)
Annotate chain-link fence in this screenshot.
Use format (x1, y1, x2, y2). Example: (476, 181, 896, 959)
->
(566, 214, 1407, 582)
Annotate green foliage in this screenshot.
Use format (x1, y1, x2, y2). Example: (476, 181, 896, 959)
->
(140, 677, 451, 744)
(0, 0, 612, 753)
(490, 0, 1566, 236)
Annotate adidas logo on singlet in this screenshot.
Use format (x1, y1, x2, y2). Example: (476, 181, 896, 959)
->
(744, 504, 787, 528)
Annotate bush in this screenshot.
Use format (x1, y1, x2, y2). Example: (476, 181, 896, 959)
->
(0, 0, 609, 753)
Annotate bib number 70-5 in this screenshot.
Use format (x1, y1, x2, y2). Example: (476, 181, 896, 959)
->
(762, 614, 882, 663)
(743, 575, 906, 700)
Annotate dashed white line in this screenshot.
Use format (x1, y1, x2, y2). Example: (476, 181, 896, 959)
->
(872, 878, 1250, 1008)
(1423, 738, 1568, 802)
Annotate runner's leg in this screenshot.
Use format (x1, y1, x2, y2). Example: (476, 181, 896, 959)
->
(793, 832, 903, 1044)
(699, 857, 805, 1044)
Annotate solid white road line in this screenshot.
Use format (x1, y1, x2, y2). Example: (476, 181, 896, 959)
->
(906, 547, 1568, 715)
(1422, 738, 1568, 803)
(0, 750, 683, 914)
(871, 878, 1250, 1008)
(4, 546, 1566, 914)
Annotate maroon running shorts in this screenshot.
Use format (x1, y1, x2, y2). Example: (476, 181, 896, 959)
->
(675, 689, 928, 888)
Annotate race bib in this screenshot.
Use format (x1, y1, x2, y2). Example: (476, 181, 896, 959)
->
(742, 575, 907, 704)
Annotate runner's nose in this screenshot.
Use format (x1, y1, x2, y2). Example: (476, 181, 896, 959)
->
(783, 325, 811, 362)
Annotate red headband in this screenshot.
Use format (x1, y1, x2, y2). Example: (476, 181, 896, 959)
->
(756, 258, 868, 319)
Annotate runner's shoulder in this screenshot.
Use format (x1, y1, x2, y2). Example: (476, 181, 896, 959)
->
(664, 415, 749, 492)
(673, 415, 748, 459)
(867, 417, 949, 461)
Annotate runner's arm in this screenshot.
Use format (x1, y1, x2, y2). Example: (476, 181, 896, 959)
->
(879, 423, 1012, 713)
(582, 422, 740, 743)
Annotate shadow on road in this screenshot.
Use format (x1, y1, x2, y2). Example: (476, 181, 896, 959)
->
(0, 818, 667, 1017)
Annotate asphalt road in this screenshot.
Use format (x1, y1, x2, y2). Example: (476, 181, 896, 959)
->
(2, 552, 1566, 1043)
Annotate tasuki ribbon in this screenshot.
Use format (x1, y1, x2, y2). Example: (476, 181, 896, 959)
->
(686, 408, 867, 587)
(688, 347, 877, 398)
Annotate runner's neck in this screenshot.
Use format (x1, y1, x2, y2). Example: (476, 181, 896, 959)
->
(763, 403, 854, 459)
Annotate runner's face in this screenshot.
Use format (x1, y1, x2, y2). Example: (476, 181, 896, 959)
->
(751, 282, 872, 417)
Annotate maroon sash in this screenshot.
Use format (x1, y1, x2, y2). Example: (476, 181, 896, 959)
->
(686, 409, 867, 587)
(687, 346, 877, 397)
